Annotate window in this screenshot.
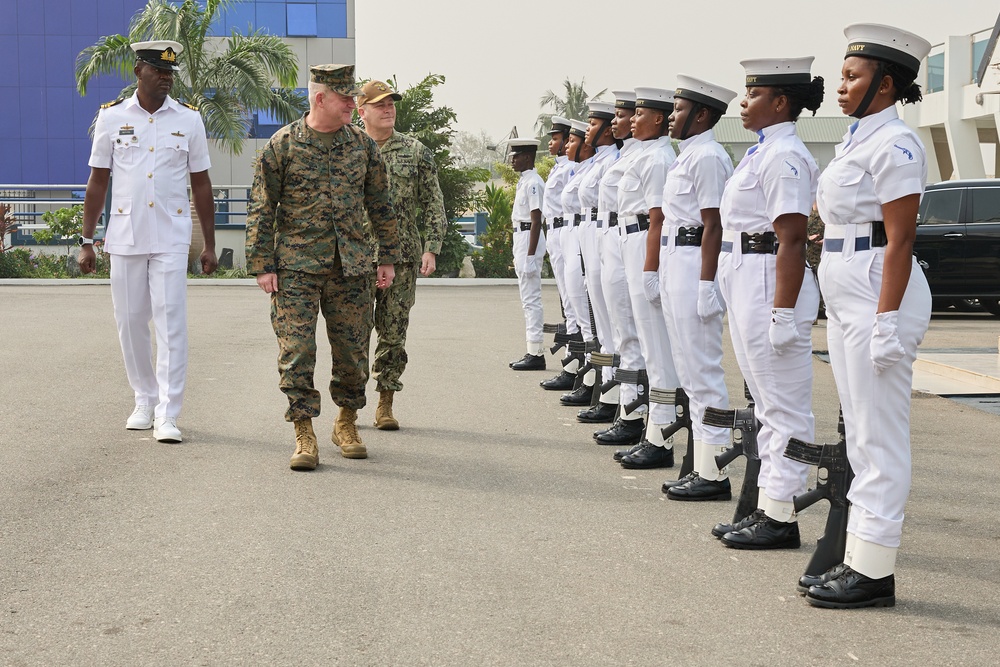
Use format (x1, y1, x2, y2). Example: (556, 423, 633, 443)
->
(918, 188, 963, 225)
(926, 52, 945, 93)
(287, 4, 317, 37)
(971, 187, 1000, 223)
(973, 39, 989, 84)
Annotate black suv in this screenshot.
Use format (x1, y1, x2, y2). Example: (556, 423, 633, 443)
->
(914, 179, 1000, 316)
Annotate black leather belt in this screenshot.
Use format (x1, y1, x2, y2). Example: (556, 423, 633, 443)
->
(608, 212, 618, 228)
(589, 207, 598, 222)
(624, 214, 650, 235)
(721, 231, 778, 254)
(572, 214, 583, 226)
(518, 221, 532, 232)
(661, 226, 703, 247)
(549, 216, 565, 229)
(824, 221, 887, 252)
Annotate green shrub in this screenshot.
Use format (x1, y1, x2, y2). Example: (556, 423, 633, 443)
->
(434, 221, 468, 277)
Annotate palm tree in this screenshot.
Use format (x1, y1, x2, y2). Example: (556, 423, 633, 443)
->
(534, 78, 608, 136)
(75, 0, 305, 155)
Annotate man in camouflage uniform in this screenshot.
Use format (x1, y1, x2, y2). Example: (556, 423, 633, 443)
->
(246, 64, 400, 471)
(807, 206, 826, 318)
(357, 80, 447, 431)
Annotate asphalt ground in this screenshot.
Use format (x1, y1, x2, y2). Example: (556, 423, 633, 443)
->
(1, 282, 998, 666)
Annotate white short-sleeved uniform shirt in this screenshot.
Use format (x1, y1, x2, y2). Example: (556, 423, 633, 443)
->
(578, 144, 618, 212)
(561, 159, 595, 219)
(720, 122, 817, 233)
(817, 106, 926, 228)
(618, 136, 677, 216)
(598, 138, 641, 215)
(512, 169, 545, 225)
(542, 156, 571, 220)
(89, 93, 211, 255)
(663, 129, 733, 227)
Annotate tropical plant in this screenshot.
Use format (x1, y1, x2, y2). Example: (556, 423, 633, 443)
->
(75, 0, 305, 155)
(535, 78, 608, 136)
(471, 182, 516, 279)
(33, 205, 84, 254)
(0, 203, 17, 254)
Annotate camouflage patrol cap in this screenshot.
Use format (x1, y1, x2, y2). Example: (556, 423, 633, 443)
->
(309, 64, 363, 96)
(357, 80, 402, 106)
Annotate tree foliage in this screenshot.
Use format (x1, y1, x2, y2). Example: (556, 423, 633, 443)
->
(33, 206, 85, 254)
(535, 78, 608, 136)
(75, 0, 305, 155)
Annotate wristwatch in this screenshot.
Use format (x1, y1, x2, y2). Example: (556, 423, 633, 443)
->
(78, 236, 94, 246)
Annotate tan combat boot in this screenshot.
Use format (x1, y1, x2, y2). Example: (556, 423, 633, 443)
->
(290, 419, 319, 471)
(374, 390, 400, 431)
(332, 407, 367, 459)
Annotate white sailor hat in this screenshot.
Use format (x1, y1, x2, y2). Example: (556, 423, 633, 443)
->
(507, 138, 540, 156)
(844, 23, 931, 75)
(674, 75, 738, 113)
(568, 120, 589, 138)
(613, 90, 636, 109)
(740, 57, 814, 86)
(634, 87, 675, 111)
(549, 116, 572, 133)
(587, 102, 616, 120)
(131, 40, 183, 72)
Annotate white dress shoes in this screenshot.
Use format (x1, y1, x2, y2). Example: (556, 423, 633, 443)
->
(126, 405, 155, 430)
(153, 417, 183, 443)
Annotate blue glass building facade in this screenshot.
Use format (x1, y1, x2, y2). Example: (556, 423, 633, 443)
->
(1, 0, 349, 185)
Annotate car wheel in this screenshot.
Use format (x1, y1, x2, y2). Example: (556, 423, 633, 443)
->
(981, 299, 1000, 317)
(952, 298, 984, 312)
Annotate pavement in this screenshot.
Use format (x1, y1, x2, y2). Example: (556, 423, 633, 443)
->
(1, 281, 999, 666)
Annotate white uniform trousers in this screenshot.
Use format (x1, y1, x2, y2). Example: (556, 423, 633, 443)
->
(110, 252, 189, 419)
(600, 224, 643, 408)
(579, 220, 614, 385)
(621, 227, 679, 424)
(717, 251, 818, 503)
(512, 229, 546, 349)
(819, 250, 930, 548)
(659, 243, 730, 446)
(559, 225, 592, 341)
(544, 223, 570, 322)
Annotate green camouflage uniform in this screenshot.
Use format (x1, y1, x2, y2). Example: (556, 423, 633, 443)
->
(806, 208, 825, 274)
(371, 131, 447, 393)
(246, 115, 400, 420)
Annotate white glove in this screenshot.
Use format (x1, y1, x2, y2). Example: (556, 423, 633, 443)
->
(642, 271, 661, 304)
(870, 310, 905, 375)
(522, 255, 540, 279)
(768, 308, 799, 355)
(697, 280, 724, 321)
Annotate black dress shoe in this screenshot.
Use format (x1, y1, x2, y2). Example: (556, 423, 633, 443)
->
(540, 370, 576, 390)
(711, 508, 764, 539)
(559, 384, 592, 406)
(613, 442, 643, 462)
(797, 562, 850, 594)
(721, 515, 801, 550)
(806, 566, 895, 609)
(578, 402, 616, 424)
(620, 441, 674, 469)
(667, 475, 732, 501)
(593, 417, 644, 446)
(509, 353, 546, 371)
(661, 471, 697, 492)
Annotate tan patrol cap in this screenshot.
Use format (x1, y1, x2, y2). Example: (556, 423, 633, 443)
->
(357, 80, 402, 106)
(309, 64, 362, 96)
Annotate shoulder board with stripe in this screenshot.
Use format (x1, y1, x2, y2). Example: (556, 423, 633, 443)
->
(181, 102, 199, 111)
(100, 98, 125, 109)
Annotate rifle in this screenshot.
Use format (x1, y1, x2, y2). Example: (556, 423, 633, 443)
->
(650, 387, 694, 478)
(590, 352, 621, 408)
(567, 338, 601, 390)
(784, 409, 853, 590)
(615, 368, 648, 417)
(703, 382, 760, 522)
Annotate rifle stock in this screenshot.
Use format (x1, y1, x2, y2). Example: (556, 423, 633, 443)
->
(650, 388, 694, 478)
(702, 383, 760, 523)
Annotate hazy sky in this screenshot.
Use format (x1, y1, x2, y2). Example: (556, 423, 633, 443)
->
(355, 1, 997, 142)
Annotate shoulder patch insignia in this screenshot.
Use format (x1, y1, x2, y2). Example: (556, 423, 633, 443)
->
(780, 158, 801, 179)
(891, 140, 918, 166)
(100, 98, 125, 109)
(181, 102, 199, 111)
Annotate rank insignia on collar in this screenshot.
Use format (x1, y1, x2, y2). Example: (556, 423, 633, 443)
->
(119, 125, 134, 135)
